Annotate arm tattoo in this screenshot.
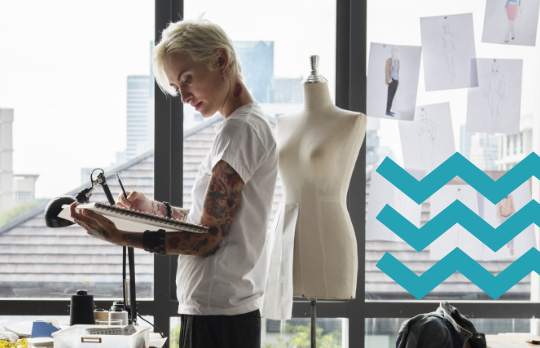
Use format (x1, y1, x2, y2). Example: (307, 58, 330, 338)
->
(150, 201, 189, 221)
(172, 207, 190, 222)
(97, 228, 112, 242)
(163, 160, 243, 256)
(121, 233, 143, 247)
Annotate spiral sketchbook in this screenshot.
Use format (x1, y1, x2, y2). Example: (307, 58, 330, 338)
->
(58, 202, 208, 233)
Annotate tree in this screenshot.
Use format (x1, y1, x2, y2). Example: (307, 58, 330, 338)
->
(0, 201, 42, 226)
(263, 323, 342, 348)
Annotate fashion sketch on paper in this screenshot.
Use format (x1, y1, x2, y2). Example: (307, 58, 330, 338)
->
(385, 47, 400, 117)
(484, 60, 506, 131)
(387, 185, 407, 213)
(416, 108, 437, 172)
(441, 19, 457, 83)
(496, 194, 516, 255)
(505, 0, 523, 43)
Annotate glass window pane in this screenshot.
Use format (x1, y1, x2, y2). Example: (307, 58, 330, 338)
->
(0, 1, 155, 299)
(366, 0, 537, 301)
(170, 317, 348, 348)
(181, 0, 335, 248)
(365, 317, 534, 348)
(183, 0, 336, 129)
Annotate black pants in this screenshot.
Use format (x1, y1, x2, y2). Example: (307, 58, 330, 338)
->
(386, 78, 399, 113)
(179, 309, 261, 348)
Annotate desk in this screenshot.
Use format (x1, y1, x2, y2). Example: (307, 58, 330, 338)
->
(486, 334, 540, 348)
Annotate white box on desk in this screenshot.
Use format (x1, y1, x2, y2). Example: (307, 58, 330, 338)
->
(52, 325, 150, 348)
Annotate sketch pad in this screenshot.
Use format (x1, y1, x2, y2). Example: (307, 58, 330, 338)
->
(58, 202, 208, 233)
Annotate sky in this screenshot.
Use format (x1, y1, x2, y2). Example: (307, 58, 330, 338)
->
(0, 0, 335, 200)
(0, 0, 539, 201)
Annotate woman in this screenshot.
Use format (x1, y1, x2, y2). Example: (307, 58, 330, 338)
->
(70, 18, 278, 348)
(505, 0, 523, 43)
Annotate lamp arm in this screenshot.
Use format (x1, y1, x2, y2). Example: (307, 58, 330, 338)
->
(94, 171, 137, 325)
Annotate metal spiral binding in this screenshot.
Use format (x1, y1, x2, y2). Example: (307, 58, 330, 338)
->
(94, 202, 208, 233)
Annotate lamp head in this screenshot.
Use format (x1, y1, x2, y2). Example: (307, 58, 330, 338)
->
(44, 195, 76, 228)
(44, 184, 95, 228)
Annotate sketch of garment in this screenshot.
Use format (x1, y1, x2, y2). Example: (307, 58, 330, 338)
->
(416, 108, 437, 171)
(385, 48, 400, 116)
(484, 62, 505, 131)
(496, 194, 516, 255)
(388, 186, 407, 212)
(441, 20, 457, 83)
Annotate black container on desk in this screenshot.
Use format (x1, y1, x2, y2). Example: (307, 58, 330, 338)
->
(69, 289, 95, 326)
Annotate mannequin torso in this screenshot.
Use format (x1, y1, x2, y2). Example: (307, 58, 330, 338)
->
(276, 82, 367, 299)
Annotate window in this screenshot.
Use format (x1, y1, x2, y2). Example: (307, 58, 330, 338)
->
(170, 317, 348, 348)
(365, 318, 533, 348)
(0, 1, 155, 299)
(366, 0, 536, 302)
(183, 0, 336, 129)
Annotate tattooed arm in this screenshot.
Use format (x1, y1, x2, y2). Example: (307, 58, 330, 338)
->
(116, 160, 244, 256)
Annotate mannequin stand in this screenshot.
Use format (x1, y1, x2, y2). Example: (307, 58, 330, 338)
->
(311, 299, 316, 348)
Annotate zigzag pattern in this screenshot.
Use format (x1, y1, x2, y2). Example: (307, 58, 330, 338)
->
(376, 247, 540, 300)
(376, 152, 540, 204)
(376, 200, 540, 252)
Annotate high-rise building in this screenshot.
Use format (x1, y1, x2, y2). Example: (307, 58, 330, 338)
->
(460, 125, 499, 170)
(234, 41, 274, 103)
(13, 174, 39, 204)
(114, 42, 155, 163)
(125, 75, 154, 161)
(460, 125, 473, 159)
(469, 132, 499, 170)
(274, 77, 303, 104)
(0, 109, 13, 211)
(0, 109, 38, 209)
(496, 114, 534, 170)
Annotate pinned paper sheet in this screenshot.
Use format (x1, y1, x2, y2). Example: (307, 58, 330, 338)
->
(483, 180, 535, 261)
(420, 13, 479, 91)
(366, 165, 424, 242)
(367, 42, 422, 120)
(482, 0, 540, 46)
(429, 185, 484, 261)
(466, 58, 523, 134)
(260, 203, 298, 320)
(399, 103, 456, 173)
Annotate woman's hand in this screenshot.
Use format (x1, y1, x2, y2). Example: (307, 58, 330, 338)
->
(70, 202, 121, 244)
(116, 190, 152, 213)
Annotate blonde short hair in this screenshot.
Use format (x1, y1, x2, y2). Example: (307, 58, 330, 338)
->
(153, 18, 243, 96)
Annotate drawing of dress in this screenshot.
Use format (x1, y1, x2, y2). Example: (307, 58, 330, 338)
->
(484, 61, 505, 131)
(441, 21, 456, 83)
(416, 108, 437, 171)
(496, 194, 516, 255)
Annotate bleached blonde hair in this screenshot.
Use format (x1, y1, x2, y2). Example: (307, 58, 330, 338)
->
(152, 17, 243, 96)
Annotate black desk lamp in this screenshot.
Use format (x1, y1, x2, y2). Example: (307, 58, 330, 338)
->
(44, 169, 137, 324)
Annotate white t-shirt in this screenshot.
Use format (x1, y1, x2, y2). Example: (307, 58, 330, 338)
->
(176, 103, 278, 315)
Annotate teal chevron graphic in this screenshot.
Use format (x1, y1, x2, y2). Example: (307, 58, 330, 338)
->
(377, 247, 540, 300)
(376, 152, 540, 204)
(376, 200, 540, 252)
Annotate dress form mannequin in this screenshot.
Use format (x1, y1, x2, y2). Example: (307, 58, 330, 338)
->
(276, 56, 367, 299)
